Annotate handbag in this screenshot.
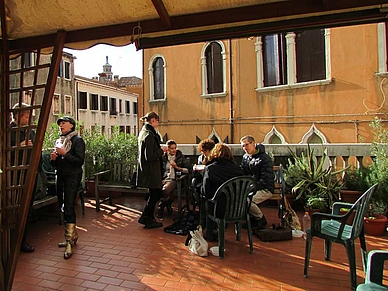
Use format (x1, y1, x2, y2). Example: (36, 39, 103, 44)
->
(185, 225, 208, 256)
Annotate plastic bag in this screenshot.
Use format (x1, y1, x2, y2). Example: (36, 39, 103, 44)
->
(186, 225, 208, 256)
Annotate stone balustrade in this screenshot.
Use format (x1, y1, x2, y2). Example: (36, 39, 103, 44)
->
(177, 143, 373, 169)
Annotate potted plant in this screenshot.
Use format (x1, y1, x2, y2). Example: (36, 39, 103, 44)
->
(364, 200, 388, 236)
(362, 117, 388, 235)
(284, 144, 345, 213)
(340, 166, 371, 203)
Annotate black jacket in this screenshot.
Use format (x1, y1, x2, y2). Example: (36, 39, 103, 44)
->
(51, 134, 85, 177)
(162, 149, 191, 178)
(136, 123, 164, 188)
(240, 143, 274, 193)
(202, 157, 244, 199)
(10, 121, 36, 166)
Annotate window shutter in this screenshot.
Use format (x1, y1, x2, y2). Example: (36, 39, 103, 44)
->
(206, 42, 223, 94)
(296, 29, 325, 82)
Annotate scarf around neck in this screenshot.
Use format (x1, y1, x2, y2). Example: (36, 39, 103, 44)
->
(56, 130, 79, 152)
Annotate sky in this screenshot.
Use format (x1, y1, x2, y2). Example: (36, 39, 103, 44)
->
(64, 44, 143, 79)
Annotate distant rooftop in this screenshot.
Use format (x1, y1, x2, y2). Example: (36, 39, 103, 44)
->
(119, 76, 142, 87)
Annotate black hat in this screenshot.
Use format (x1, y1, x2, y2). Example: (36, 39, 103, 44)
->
(57, 116, 76, 128)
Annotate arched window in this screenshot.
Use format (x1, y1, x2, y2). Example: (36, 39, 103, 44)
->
(149, 55, 166, 101)
(201, 41, 226, 97)
(300, 124, 327, 144)
(264, 126, 287, 144)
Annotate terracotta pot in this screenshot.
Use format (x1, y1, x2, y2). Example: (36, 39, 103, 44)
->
(364, 214, 388, 236)
(339, 189, 363, 204)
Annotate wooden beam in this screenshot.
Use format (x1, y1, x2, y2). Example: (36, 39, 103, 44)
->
(5, 31, 67, 290)
(151, 0, 171, 28)
(0, 0, 10, 287)
(138, 9, 386, 49)
(8, 0, 388, 51)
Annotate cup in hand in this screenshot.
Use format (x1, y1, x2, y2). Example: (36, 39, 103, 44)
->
(54, 140, 63, 153)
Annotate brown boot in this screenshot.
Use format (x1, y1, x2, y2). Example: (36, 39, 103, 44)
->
(58, 224, 78, 247)
(63, 223, 77, 259)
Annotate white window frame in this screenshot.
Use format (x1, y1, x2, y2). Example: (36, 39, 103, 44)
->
(64, 61, 71, 80)
(53, 94, 60, 115)
(377, 22, 388, 76)
(200, 40, 227, 98)
(255, 29, 332, 93)
(148, 54, 167, 102)
(64, 95, 72, 115)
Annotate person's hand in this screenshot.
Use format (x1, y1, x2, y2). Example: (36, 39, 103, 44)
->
(170, 160, 177, 168)
(55, 146, 67, 156)
(20, 139, 33, 146)
(50, 151, 57, 161)
(161, 145, 168, 153)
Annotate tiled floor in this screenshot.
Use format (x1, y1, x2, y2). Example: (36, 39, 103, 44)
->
(13, 195, 388, 291)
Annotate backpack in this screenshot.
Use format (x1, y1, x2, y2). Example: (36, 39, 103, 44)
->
(164, 207, 199, 236)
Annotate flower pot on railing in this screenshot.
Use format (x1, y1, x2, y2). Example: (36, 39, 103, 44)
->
(364, 214, 388, 236)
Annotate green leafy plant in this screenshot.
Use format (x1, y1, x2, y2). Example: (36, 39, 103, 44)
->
(366, 117, 388, 216)
(82, 125, 138, 180)
(284, 144, 345, 212)
(342, 166, 371, 192)
(44, 123, 138, 180)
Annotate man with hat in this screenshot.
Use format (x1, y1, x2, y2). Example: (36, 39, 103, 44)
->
(50, 116, 85, 259)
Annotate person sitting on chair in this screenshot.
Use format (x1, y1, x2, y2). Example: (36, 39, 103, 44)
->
(158, 140, 190, 218)
(201, 143, 244, 241)
(240, 135, 274, 229)
(191, 139, 215, 208)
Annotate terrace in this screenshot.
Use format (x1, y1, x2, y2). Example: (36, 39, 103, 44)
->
(12, 193, 387, 291)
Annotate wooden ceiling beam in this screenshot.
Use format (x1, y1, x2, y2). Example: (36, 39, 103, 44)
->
(151, 0, 171, 28)
(8, 0, 388, 51)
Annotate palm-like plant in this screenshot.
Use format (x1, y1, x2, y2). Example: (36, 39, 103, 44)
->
(285, 144, 345, 212)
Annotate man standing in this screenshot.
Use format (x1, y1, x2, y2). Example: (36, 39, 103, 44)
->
(240, 135, 274, 229)
(10, 103, 36, 253)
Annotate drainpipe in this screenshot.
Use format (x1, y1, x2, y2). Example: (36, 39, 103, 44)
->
(229, 39, 234, 143)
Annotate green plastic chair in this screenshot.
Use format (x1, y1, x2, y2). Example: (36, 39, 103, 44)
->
(204, 176, 258, 259)
(304, 183, 379, 290)
(357, 249, 388, 291)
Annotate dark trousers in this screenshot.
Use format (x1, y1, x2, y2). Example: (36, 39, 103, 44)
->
(144, 188, 163, 217)
(57, 172, 82, 224)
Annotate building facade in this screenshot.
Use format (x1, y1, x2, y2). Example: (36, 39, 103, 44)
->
(76, 76, 139, 136)
(141, 23, 388, 145)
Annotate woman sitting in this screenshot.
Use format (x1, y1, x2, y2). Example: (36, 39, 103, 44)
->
(201, 143, 244, 241)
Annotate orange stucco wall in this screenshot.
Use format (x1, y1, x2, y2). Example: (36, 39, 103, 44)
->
(142, 24, 387, 145)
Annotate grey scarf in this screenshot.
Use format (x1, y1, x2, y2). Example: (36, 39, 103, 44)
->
(55, 130, 79, 152)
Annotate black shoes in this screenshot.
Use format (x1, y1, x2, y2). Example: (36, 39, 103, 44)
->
(138, 214, 163, 229)
(144, 220, 163, 229)
(138, 214, 147, 225)
(20, 243, 35, 253)
(243, 215, 267, 230)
